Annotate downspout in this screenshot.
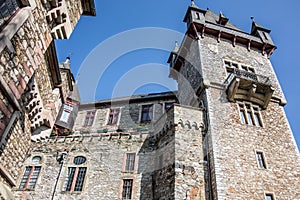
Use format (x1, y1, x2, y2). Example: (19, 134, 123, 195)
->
(51, 150, 68, 200)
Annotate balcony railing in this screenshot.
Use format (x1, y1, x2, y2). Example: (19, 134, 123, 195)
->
(0, 0, 20, 28)
(225, 68, 274, 109)
(224, 68, 271, 86)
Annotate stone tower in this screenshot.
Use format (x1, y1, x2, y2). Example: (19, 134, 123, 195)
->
(0, 0, 95, 198)
(168, 1, 300, 199)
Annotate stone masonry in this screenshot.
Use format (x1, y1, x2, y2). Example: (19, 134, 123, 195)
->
(0, 0, 95, 198)
(169, 2, 300, 199)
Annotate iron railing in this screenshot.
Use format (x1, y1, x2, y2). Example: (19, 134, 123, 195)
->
(224, 68, 271, 86)
(0, 0, 20, 28)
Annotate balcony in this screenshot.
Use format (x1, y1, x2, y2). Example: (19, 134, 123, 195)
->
(225, 69, 274, 109)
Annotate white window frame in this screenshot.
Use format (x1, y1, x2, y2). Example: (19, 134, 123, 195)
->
(237, 102, 263, 127)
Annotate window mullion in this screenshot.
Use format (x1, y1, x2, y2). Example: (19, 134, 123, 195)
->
(71, 168, 79, 191)
(24, 166, 34, 189)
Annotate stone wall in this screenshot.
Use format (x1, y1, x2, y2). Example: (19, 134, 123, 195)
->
(173, 105, 205, 200)
(74, 95, 177, 133)
(13, 133, 146, 200)
(182, 29, 300, 199)
(0, 0, 95, 196)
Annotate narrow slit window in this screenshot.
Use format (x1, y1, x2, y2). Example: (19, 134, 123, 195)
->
(256, 152, 267, 169)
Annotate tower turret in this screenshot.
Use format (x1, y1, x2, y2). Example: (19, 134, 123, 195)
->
(169, 3, 300, 200)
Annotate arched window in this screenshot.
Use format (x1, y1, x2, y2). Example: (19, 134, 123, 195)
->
(73, 156, 86, 165)
(63, 156, 87, 192)
(32, 156, 42, 165)
(19, 156, 42, 190)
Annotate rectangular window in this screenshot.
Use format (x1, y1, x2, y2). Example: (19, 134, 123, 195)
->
(238, 103, 262, 127)
(122, 179, 133, 199)
(74, 167, 87, 191)
(107, 108, 120, 125)
(256, 152, 267, 169)
(265, 193, 274, 200)
(84, 111, 95, 126)
(141, 105, 153, 123)
(60, 104, 73, 123)
(241, 65, 255, 73)
(125, 153, 136, 171)
(19, 166, 41, 189)
(63, 167, 87, 192)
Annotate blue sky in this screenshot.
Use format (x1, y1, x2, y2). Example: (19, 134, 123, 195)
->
(55, 0, 300, 149)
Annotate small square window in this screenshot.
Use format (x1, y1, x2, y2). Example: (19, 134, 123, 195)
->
(265, 193, 274, 200)
(164, 103, 173, 111)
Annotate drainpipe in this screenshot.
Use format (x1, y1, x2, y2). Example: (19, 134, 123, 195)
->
(51, 150, 68, 200)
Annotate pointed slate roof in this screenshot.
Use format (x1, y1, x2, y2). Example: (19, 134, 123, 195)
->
(251, 21, 271, 35)
(204, 9, 242, 32)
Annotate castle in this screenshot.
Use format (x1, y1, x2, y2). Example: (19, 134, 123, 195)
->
(0, 1, 300, 200)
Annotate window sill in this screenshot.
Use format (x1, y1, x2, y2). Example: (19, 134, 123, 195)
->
(122, 170, 136, 174)
(13, 188, 35, 191)
(61, 191, 84, 194)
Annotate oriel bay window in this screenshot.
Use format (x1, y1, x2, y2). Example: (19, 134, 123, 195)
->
(63, 156, 87, 192)
(19, 156, 42, 190)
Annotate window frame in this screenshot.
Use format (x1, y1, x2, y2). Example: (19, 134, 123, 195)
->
(83, 110, 96, 127)
(164, 102, 173, 113)
(107, 108, 120, 125)
(265, 193, 275, 200)
(123, 152, 137, 172)
(237, 102, 263, 127)
(120, 179, 134, 200)
(224, 60, 256, 78)
(140, 104, 153, 123)
(256, 151, 267, 169)
(62, 156, 88, 192)
(19, 156, 42, 190)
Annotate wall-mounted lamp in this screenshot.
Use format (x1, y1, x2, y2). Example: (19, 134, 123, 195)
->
(56, 149, 68, 164)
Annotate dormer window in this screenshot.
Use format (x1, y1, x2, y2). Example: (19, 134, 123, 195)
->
(218, 12, 229, 25)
